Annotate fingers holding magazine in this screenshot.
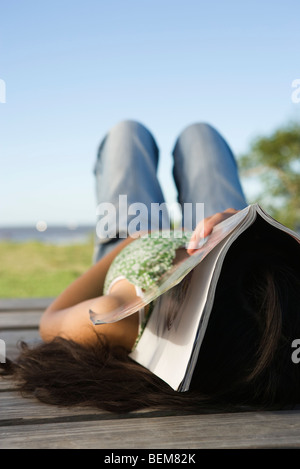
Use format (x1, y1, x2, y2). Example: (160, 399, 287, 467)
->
(187, 208, 240, 255)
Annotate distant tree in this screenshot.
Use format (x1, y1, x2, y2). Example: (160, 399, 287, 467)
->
(238, 121, 300, 230)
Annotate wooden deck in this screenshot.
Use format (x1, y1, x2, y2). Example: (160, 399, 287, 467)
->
(1, 298, 300, 450)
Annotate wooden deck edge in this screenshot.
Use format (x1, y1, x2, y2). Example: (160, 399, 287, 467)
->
(0, 297, 55, 311)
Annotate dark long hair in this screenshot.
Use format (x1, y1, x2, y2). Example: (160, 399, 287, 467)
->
(1, 223, 300, 413)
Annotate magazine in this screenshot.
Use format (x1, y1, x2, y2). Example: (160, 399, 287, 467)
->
(90, 204, 300, 391)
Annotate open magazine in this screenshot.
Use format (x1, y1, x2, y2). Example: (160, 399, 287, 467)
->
(90, 204, 300, 391)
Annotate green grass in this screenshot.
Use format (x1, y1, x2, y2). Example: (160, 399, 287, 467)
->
(0, 238, 95, 298)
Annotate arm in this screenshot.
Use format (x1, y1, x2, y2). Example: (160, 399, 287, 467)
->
(39, 236, 139, 350)
(44, 236, 135, 314)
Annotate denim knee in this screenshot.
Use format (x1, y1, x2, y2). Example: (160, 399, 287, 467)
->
(109, 119, 145, 135)
(103, 120, 158, 164)
(108, 119, 157, 145)
(173, 122, 219, 152)
(173, 121, 237, 168)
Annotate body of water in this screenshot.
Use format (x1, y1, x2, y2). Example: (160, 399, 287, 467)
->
(0, 225, 95, 245)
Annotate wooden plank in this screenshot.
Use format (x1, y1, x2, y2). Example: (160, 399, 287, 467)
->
(0, 378, 17, 391)
(1, 298, 300, 450)
(0, 305, 43, 389)
(0, 298, 53, 311)
(0, 391, 108, 423)
(0, 311, 42, 329)
(0, 391, 163, 424)
(0, 302, 45, 362)
(1, 411, 300, 449)
(0, 330, 42, 360)
(0, 305, 42, 362)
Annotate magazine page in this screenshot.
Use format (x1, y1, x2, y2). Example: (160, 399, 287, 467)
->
(129, 227, 244, 391)
(90, 205, 252, 325)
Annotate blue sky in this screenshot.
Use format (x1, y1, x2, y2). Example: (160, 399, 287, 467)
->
(0, 0, 299, 226)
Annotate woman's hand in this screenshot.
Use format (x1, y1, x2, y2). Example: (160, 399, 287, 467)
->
(187, 208, 239, 255)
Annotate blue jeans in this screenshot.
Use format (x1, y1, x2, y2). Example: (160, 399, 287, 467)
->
(93, 120, 247, 262)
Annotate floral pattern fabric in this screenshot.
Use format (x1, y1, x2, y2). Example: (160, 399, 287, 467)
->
(103, 231, 193, 295)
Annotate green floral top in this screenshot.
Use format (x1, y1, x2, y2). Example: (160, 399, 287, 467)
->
(103, 231, 193, 295)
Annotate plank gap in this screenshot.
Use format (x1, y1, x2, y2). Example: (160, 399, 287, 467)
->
(0, 409, 200, 428)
